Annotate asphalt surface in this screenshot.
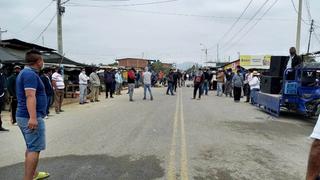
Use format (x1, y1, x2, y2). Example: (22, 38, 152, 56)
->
(0, 85, 317, 180)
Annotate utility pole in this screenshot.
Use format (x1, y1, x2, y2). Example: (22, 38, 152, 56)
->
(57, 0, 65, 55)
(217, 44, 219, 63)
(307, 19, 314, 53)
(0, 28, 7, 42)
(296, 0, 303, 54)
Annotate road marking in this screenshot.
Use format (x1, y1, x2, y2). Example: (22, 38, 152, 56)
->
(167, 91, 180, 180)
(180, 89, 189, 180)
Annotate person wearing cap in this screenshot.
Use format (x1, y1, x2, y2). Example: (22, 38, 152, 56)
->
(79, 68, 90, 104)
(248, 71, 260, 104)
(216, 68, 225, 97)
(16, 50, 50, 180)
(0, 63, 9, 131)
(52, 67, 65, 114)
(7, 65, 21, 125)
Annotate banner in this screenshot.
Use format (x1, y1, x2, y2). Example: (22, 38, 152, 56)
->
(240, 55, 271, 69)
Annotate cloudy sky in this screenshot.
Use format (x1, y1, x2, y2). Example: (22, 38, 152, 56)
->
(1, 0, 320, 65)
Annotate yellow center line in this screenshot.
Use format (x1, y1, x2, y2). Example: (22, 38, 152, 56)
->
(167, 91, 180, 180)
(180, 89, 189, 180)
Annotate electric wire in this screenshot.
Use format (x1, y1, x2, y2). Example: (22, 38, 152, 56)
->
(220, 0, 270, 50)
(222, 0, 279, 54)
(215, 0, 254, 47)
(18, 0, 54, 33)
(33, 13, 57, 42)
(67, 0, 179, 7)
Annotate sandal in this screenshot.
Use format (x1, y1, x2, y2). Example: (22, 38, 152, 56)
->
(34, 172, 50, 180)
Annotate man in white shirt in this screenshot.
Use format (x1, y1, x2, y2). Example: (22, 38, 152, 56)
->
(307, 115, 320, 180)
(248, 71, 260, 105)
(143, 67, 153, 101)
(79, 68, 90, 104)
(52, 67, 65, 114)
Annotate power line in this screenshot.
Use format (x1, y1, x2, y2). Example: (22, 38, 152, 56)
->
(67, 4, 294, 22)
(68, 0, 179, 7)
(18, 0, 54, 33)
(290, 0, 312, 26)
(220, 0, 271, 50)
(216, 0, 254, 45)
(33, 13, 57, 42)
(223, 0, 279, 54)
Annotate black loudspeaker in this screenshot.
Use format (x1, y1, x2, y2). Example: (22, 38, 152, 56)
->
(260, 76, 282, 94)
(270, 56, 289, 77)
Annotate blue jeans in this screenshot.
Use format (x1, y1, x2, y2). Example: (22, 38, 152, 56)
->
(17, 117, 46, 152)
(46, 95, 52, 115)
(250, 88, 259, 104)
(144, 84, 153, 99)
(167, 82, 174, 95)
(203, 81, 209, 95)
(217, 82, 223, 96)
(79, 84, 88, 103)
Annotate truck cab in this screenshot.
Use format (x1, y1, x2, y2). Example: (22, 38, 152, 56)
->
(281, 56, 320, 117)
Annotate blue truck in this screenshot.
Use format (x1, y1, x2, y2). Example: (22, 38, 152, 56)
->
(255, 53, 320, 117)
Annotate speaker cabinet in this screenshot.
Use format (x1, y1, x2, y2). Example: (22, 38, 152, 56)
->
(260, 76, 282, 94)
(270, 56, 289, 77)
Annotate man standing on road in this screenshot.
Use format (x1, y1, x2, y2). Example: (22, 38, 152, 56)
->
(193, 69, 204, 100)
(40, 68, 53, 119)
(127, 67, 136, 102)
(307, 115, 320, 180)
(79, 68, 89, 104)
(16, 50, 50, 180)
(115, 70, 123, 95)
(225, 68, 233, 97)
(52, 67, 65, 114)
(143, 67, 153, 101)
(166, 69, 175, 96)
(216, 68, 225, 97)
(104, 68, 115, 99)
(249, 71, 260, 105)
(89, 68, 101, 102)
(7, 65, 21, 125)
(0, 65, 9, 132)
(202, 68, 210, 96)
(232, 70, 244, 102)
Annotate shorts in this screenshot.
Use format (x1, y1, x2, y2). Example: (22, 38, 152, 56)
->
(16, 117, 46, 152)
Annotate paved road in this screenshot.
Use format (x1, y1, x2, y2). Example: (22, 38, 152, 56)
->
(0, 86, 316, 180)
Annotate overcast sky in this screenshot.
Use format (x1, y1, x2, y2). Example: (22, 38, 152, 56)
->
(1, 0, 320, 65)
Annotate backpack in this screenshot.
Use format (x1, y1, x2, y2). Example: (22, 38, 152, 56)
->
(195, 76, 202, 83)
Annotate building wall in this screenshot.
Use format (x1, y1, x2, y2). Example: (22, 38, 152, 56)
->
(118, 59, 149, 69)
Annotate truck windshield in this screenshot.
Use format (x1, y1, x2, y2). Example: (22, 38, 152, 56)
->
(301, 70, 320, 87)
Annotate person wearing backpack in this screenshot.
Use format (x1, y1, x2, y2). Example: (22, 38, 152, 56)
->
(127, 67, 136, 101)
(193, 69, 204, 100)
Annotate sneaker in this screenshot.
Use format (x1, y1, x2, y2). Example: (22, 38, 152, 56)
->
(45, 116, 49, 119)
(0, 127, 9, 131)
(60, 110, 65, 112)
(95, 100, 100, 102)
(143, 97, 146, 100)
(151, 97, 153, 101)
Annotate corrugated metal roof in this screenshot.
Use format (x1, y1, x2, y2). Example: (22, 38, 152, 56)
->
(0, 47, 22, 62)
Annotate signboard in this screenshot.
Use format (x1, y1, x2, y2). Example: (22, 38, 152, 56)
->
(223, 60, 240, 72)
(240, 55, 271, 69)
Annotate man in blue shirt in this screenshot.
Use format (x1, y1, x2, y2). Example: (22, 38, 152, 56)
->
(16, 50, 49, 180)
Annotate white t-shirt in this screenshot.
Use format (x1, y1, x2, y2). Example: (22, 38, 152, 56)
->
(52, 72, 65, 89)
(79, 72, 89, 85)
(143, 71, 152, 85)
(249, 76, 260, 90)
(286, 55, 294, 69)
(311, 115, 320, 140)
